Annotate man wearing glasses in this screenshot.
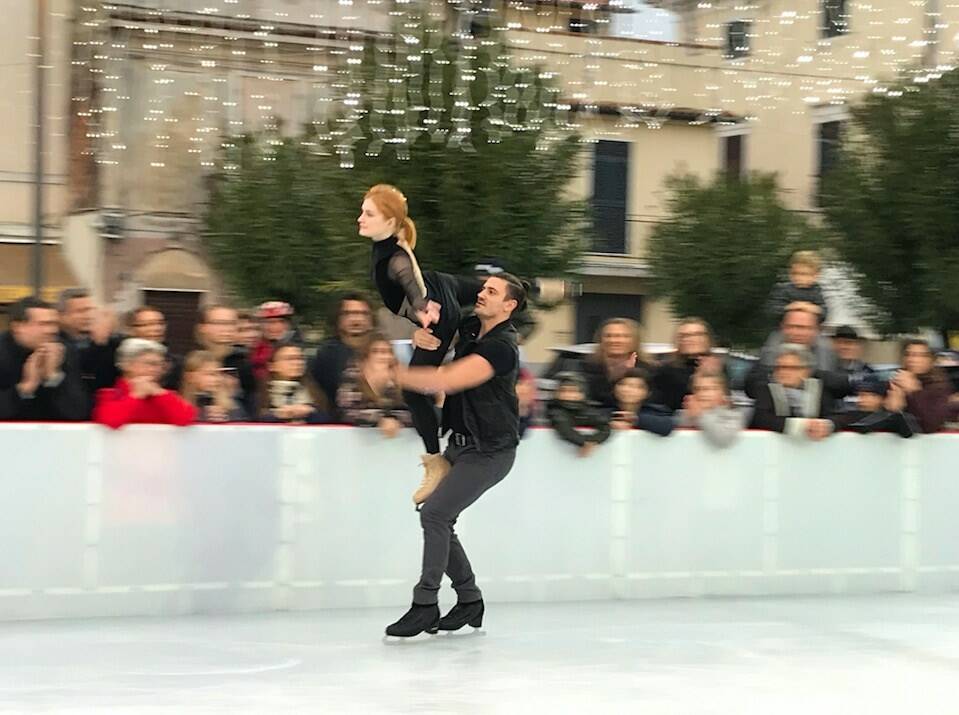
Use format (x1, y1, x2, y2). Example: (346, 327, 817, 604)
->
(309, 292, 375, 415)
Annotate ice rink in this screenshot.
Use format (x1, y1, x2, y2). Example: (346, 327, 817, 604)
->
(1, 594, 957, 714)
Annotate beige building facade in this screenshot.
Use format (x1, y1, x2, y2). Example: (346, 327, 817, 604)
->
(0, 0, 952, 356)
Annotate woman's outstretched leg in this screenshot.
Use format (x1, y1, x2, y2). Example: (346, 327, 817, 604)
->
(403, 341, 450, 454)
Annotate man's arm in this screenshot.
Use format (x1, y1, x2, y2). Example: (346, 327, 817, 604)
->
(397, 355, 494, 395)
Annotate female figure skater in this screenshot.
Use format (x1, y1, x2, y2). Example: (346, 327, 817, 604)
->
(359, 184, 486, 505)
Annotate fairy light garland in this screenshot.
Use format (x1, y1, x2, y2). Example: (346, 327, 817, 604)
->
(68, 0, 959, 179)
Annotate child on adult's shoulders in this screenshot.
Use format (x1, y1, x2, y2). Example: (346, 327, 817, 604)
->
(767, 250, 829, 326)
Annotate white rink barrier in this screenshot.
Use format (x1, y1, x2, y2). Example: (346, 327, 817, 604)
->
(1, 424, 957, 620)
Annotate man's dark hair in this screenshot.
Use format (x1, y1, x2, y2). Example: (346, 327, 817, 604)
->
(10, 296, 52, 323)
(495, 273, 527, 313)
(58, 287, 91, 313)
(615, 367, 650, 386)
(128, 304, 164, 326)
(329, 291, 372, 331)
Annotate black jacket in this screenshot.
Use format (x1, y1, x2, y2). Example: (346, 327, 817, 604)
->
(833, 409, 919, 438)
(442, 315, 520, 453)
(749, 378, 836, 433)
(0, 332, 87, 421)
(309, 337, 356, 415)
(220, 348, 257, 419)
(635, 404, 675, 437)
(651, 360, 697, 413)
(547, 399, 611, 447)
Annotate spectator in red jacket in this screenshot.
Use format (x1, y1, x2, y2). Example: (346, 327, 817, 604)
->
(250, 301, 295, 383)
(93, 338, 196, 429)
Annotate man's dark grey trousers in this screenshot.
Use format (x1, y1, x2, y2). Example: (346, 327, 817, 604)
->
(413, 442, 516, 605)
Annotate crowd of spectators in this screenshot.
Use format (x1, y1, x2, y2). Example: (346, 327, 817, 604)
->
(1, 249, 957, 449)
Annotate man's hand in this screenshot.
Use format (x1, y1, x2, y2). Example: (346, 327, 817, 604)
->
(412, 328, 442, 351)
(578, 441, 598, 458)
(41, 342, 65, 379)
(17, 351, 43, 396)
(806, 419, 832, 441)
(379, 416, 402, 438)
(90, 308, 116, 346)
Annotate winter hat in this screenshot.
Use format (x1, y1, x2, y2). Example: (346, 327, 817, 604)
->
(834, 325, 861, 341)
(554, 371, 587, 394)
(857, 374, 887, 396)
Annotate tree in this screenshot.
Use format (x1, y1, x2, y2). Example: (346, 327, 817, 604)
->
(203, 16, 589, 325)
(647, 173, 823, 348)
(820, 69, 959, 335)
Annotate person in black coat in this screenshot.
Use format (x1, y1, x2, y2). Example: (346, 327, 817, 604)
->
(832, 374, 919, 438)
(309, 292, 375, 415)
(580, 317, 654, 411)
(58, 288, 125, 416)
(750, 343, 837, 440)
(651, 317, 724, 413)
(0, 297, 86, 421)
(195, 305, 258, 418)
(547, 371, 612, 457)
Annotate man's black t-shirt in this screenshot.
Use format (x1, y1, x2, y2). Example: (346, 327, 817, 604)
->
(445, 332, 518, 436)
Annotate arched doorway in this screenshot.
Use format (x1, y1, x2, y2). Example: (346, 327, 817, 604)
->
(135, 248, 212, 355)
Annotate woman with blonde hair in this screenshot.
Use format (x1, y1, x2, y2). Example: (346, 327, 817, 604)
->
(179, 350, 247, 422)
(581, 317, 653, 411)
(359, 184, 495, 502)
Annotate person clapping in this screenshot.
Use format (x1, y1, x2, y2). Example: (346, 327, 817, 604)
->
(92, 339, 196, 429)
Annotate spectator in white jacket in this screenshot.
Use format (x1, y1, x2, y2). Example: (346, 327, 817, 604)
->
(676, 371, 749, 448)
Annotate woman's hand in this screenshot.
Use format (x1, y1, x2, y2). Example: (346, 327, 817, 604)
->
(205, 405, 229, 422)
(884, 383, 907, 412)
(893, 370, 921, 394)
(415, 300, 442, 329)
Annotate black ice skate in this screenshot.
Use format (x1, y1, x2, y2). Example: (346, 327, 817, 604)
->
(438, 599, 484, 631)
(384, 603, 440, 638)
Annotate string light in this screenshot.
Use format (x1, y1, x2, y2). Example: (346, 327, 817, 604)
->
(68, 0, 959, 185)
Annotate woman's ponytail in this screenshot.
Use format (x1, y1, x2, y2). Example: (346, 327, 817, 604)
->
(401, 217, 417, 250)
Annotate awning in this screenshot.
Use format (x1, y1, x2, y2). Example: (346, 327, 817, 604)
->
(0, 243, 80, 304)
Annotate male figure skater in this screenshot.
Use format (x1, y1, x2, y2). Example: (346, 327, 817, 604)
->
(385, 273, 526, 637)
